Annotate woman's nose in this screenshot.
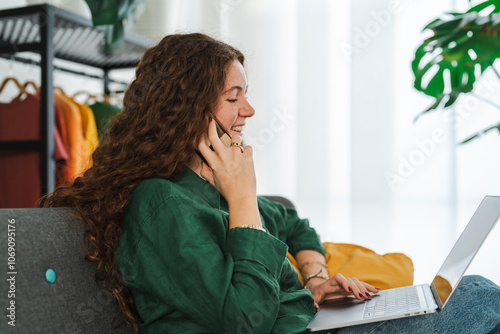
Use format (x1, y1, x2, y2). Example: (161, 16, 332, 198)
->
(240, 100, 255, 118)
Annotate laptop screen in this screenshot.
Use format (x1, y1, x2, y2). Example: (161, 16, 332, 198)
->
(431, 196, 500, 309)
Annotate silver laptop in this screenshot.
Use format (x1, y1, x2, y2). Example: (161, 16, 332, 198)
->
(307, 195, 500, 332)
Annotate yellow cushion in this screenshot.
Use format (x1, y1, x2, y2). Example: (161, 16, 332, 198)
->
(287, 242, 414, 290)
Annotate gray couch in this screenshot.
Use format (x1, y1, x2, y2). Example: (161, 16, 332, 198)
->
(0, 207, 134, 334)
(0, 196, 293, 333)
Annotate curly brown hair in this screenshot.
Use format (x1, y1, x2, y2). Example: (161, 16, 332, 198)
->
(39, 33, 244, 333)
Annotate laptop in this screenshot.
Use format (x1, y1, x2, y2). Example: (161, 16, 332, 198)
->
(307, 195, 500, 332)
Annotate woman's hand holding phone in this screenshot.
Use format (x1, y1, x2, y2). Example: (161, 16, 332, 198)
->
(199, 118, 264, 242)
(198, 118, 263, 231)
(198, 118, 257, 207)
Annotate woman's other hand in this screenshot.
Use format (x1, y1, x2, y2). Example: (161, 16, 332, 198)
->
(308, 273, 380, 306)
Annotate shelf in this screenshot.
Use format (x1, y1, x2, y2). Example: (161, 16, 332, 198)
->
(0, 4, 149, 197)
(0, 4, 151, 69)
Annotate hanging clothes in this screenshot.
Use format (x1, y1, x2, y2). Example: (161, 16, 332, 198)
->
(54, 92, 88, 181)
(0, 93, 68, 208)
(70, 97, 99, 164)
(88, 100, 121, 137)
(54, 97, 70, 186)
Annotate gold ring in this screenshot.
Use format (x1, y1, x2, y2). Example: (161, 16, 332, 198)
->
(230, 142, 244, 153)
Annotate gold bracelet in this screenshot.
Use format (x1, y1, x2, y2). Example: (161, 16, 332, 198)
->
(299, 261, 328, 272)
(230, 225, 266, 232)
(304, 270, 329, 288)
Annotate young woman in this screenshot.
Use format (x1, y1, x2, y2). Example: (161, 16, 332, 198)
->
(42, 33, 500, 334)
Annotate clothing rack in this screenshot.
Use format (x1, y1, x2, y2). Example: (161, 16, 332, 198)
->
(0, 4, 150, 196)
(0, 54, 130, 90)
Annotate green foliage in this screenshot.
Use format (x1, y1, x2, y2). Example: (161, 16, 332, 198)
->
(84, 0, 145, 50)
(412, 0, 500, 143)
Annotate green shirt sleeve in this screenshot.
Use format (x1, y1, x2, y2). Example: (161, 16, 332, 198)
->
(257, 196, 325, 257)
(117, 193, 290, 333)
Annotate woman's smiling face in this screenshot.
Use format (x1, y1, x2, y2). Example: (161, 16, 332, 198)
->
(212, 60, 255, 141)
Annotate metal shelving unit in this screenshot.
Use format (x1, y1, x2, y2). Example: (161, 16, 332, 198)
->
(0, 4, 150, 196)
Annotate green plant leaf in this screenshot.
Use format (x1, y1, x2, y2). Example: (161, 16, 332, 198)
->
(101, 20, 125, 51)
(84, 0, 145, 50)
(413, 7, 500, 115)
(459, 123, 500, 144)
(467, 0, 500, 14)
(85, 0, 119, 26)
(425, 15, 460, 31)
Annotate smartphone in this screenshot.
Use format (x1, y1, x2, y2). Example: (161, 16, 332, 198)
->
(197, 114, 233, 166)
(206, 114, 232, 149)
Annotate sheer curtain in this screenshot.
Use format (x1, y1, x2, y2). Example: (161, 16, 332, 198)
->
(129, 0, 500, 284)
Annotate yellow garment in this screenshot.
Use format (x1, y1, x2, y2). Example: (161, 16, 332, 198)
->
(70, 98, 99, 165)
(287, 242, 414, 290)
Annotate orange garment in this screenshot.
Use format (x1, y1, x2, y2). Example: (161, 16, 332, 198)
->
(54, 93, 88, 181)
(287, 242, 414, 290)
(70, 98, 99, 164)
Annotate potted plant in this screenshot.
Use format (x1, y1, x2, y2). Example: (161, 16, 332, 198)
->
(84, 0, 146, 50)
(412, 0, 500, 143)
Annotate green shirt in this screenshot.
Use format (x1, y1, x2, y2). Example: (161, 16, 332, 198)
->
(116, 167, 325, 333)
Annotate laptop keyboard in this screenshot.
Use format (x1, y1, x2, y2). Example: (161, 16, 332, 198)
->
(363, 286, 422, 319)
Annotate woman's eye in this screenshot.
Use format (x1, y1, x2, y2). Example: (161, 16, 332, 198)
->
(227, 99, 237, 103)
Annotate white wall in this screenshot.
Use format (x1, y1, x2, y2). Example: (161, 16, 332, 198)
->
(219, 0, 500, 285)
(2, 0, 500, 285)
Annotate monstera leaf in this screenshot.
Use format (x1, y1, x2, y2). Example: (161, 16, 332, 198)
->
(85, 0, 145, 50)
(412, 0, 500, 119)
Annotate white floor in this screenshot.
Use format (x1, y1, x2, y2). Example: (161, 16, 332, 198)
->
(296, 199, 500, 287)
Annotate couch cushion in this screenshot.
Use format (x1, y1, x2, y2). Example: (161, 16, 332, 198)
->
(288, 242, 414, 290)
(0, 208, 133, 334)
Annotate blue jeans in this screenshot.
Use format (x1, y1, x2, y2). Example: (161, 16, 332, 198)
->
(332, 275, 500, 334)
